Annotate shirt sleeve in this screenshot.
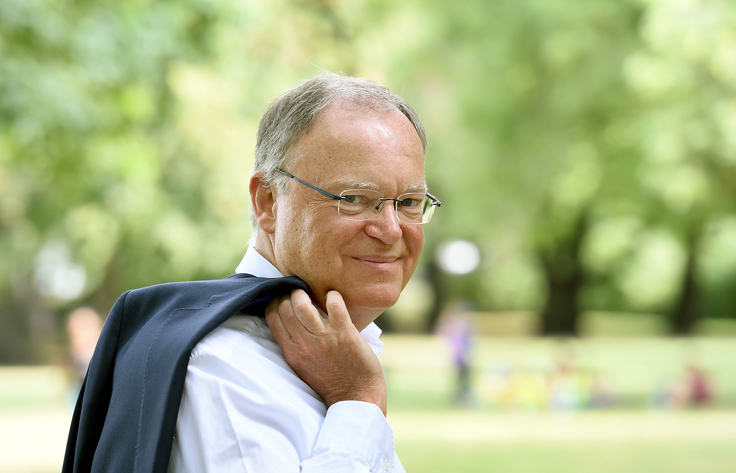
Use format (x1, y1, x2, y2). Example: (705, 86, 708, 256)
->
(301, 401, 403, 472)
(168, 338, 405, 473)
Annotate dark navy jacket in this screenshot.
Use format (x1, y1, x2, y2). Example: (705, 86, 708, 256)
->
(62, 273, 309, 473)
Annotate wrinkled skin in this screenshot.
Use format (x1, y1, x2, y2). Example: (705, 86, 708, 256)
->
(252, 102, 426, 413)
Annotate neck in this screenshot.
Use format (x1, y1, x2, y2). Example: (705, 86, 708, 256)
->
(347, 307, 382, 333)
(252, 232, 279, 271)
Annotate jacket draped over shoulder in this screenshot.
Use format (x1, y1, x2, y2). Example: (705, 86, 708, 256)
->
(62, 274, 309, 473)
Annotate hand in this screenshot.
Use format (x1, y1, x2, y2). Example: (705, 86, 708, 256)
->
(266, 289, 387, 416)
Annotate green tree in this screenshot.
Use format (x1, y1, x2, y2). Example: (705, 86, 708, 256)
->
(623, 0, 736, 334)
(0, 0, 236, 361)
(377, 0, 645, 334)
(0, 0, 417, 362)
(365, 0, 736, 335)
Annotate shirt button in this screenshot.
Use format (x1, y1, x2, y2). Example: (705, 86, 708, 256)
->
(385, 460, 391, 471)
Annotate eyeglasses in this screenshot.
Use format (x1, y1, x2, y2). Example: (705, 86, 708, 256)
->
(277, 169, 441, 224)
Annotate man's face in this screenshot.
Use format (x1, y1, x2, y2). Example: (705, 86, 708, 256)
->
(270, 102, 426, 330)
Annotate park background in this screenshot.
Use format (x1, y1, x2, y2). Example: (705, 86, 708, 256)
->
(1, 0, 735, 471)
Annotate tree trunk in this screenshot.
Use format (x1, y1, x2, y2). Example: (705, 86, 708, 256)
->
(539, 215, 587, 336)
(0, 292, 33, 363)
(425, 258, 448, 333)
(670, 227, 701, 335)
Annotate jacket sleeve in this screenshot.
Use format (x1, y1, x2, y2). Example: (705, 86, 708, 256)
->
(62, 291, 130, 473)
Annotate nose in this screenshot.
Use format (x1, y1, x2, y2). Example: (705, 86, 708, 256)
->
(364, 201, 403, 244)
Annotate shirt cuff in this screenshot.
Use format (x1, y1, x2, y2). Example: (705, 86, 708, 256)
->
(311, 401, 396, 471)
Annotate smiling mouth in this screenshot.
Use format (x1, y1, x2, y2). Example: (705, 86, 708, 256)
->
(354, 255, 400, 264)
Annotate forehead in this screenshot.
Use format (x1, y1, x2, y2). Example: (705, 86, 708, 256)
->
(290, 103, 426, 192)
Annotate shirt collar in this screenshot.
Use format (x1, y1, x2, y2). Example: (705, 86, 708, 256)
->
(234, 246, 385, 355)
(235, 245, 284, 278)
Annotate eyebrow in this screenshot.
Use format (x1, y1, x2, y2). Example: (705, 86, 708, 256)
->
(404, 182, 429, 193)
(332, 180, 428, 194)
(332, 180, 380, 190)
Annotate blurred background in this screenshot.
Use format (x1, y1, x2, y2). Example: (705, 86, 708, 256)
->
(1, 0, 735, 471)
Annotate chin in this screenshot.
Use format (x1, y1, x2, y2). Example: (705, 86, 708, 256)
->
(348, 285, 403, 312)
(340, 286, 403, 332)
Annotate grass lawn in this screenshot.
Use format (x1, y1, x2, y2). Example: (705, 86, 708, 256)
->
(380, 335, 736, 411)
(397, 438, 736, 473)
(1, 336, 734, 472)
(381, 335, 736, 473)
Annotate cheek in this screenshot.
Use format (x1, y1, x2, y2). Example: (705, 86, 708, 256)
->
(327, 219, 369, 244)
(403, 230, 424, 279)
(291, 211, 352, 264)
(406, 226, 425, 258)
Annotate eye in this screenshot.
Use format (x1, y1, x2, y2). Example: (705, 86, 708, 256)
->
(342, 194, 361, 204)
(398, 197, 421, 207)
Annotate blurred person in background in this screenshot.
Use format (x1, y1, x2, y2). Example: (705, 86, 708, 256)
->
(685, 363, 712, 407)
(63, 72, 440, 473)
(65, 307, 103, 390)
(650, 362, 713, 410)
(436, 301, 475, 407)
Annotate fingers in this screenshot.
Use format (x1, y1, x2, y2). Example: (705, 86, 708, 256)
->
(325, 290, 352, 331)
(267, 289, 325, 337)
(288, 289, 325, 334)
(265, 296, 291, 350)
(267, 289, 353, 340)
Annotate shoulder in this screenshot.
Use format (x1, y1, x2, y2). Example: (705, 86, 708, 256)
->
(125, 274, 253, 301)
(193, 315, 278, 360)
(119, 274, 308, 311)
(113, 275, 270, 314)
(188, 315, 321, 400)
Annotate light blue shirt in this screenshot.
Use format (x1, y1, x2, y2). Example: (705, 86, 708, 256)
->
(168, 246, 403, 472)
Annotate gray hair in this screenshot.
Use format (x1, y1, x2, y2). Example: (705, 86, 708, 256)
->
(249, 72, 427, 231)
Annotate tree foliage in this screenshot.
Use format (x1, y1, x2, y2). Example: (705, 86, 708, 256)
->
(1, 0, 253, 361)
(1, 0, 735, 361)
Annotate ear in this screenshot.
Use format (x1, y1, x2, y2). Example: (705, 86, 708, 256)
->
(250, 172, 277, 235)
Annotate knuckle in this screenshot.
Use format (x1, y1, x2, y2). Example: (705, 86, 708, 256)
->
(277, 297, 292, 313)
(293, 299, 315, 316)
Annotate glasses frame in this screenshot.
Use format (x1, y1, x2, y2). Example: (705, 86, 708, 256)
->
(276, 168, 441, 224)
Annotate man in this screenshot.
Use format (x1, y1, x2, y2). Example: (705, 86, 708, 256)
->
(63, 72, 440, 472)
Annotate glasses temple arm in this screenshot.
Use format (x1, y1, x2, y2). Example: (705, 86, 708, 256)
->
(277, 169, 342, 200)
(426, 192, 441, 207)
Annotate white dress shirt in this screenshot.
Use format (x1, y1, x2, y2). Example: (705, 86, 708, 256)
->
(168, 246, 405, 472)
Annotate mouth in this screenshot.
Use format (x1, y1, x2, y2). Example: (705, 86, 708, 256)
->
(354, 255, 401, 264)
(352, 255, 403, 271)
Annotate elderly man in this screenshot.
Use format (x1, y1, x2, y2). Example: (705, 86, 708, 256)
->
(63, 72, 439, 473)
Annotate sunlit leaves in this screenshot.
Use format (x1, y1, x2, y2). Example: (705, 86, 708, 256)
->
(2, 0, 736, 347)
(618, 229, 687, 311)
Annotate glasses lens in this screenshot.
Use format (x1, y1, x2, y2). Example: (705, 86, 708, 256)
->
(420, 195, 437, 223)
(338, 190, 437, 224)
(338, 190, 383, 220)
(395, 194, 428, 224)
